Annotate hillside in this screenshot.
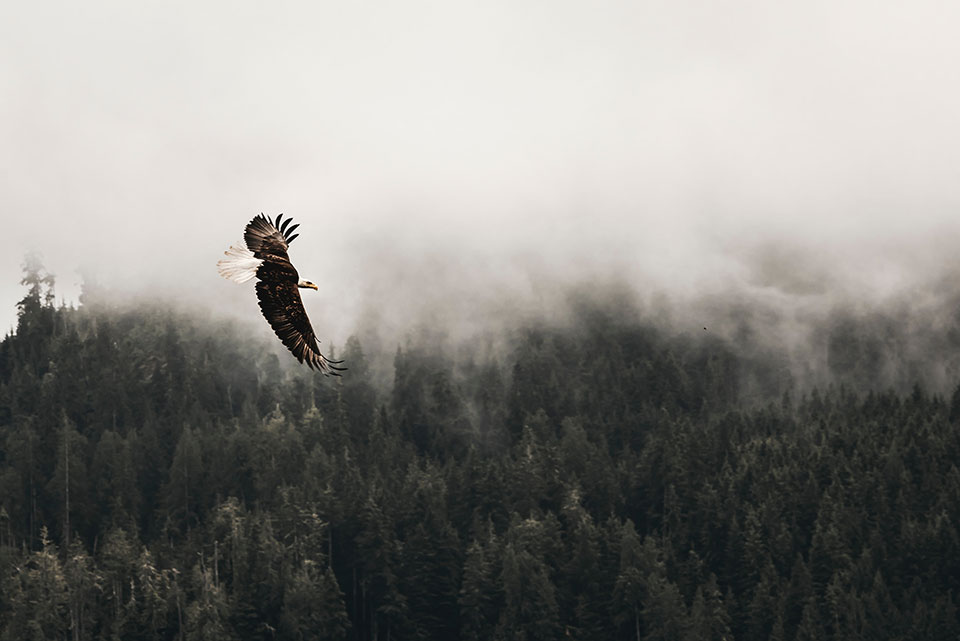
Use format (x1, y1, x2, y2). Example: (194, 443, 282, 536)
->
(1, 265, 959, 640)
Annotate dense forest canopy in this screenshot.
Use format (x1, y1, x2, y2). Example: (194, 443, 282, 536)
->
(1, 258, 959, 640)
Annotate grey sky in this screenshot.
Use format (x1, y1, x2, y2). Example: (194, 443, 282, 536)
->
(3, 1, 960, 341)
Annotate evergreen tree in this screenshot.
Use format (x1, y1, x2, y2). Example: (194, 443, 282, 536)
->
(640, 575, 688, 641)
(185, 565, 236, 641)
(497, 541, 560, 641)
(459, 538, 500, 641)
(161, 426, 203, 533)
(63, 538, 100, 641)
(1, 528, 68, 641)
(613, 520, 646, 641)
(281, 563, 349, 641)
(46, 413, 90, 547)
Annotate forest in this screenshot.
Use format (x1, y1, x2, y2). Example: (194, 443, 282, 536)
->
(1, 258, 959, 641)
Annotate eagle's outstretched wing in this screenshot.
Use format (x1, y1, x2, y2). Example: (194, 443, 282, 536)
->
(244, 213, 300, 260)
(220, 213, 344, 375)
(254, 277, 342, 373)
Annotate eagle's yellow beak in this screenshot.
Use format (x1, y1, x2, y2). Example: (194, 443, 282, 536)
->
(308, 283, 319, 290)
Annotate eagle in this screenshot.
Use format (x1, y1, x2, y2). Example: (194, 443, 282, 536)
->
(217, 213, 345, 375)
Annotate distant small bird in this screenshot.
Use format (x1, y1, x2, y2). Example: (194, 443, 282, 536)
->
(218, 214, 345, 375)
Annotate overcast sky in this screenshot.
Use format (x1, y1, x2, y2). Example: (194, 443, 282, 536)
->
(3, 0, 960, 342)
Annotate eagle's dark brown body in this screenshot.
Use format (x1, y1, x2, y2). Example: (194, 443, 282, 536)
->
(219, 214, 345, 375)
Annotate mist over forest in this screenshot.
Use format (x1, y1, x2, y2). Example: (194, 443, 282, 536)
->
(2, 252, 960, 640)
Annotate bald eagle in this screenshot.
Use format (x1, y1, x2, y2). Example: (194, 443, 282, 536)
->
(218, 213, 345, 375)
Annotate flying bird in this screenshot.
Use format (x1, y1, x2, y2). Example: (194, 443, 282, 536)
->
(218, 213, 345, 375)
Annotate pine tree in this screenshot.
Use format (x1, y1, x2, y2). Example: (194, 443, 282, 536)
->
(784, 554, 814, 637)
(161, 426, 203, 533)
(640, 575, 688, 641)
(46, 413, 90, 547)
(0, 421, 41, 546)
(497, 541, 561, 641)
(685, 573, 732, 641)
(63, 538, 100, 641)
(1, 528, 69, 641)
(280, 563, 349, 641)
(613, 519, 646, 641)
(559, 485, 611, 639)
(459, 538, 499, 641)
(795, 601, 825, 641)
(98, 527, 139, 638)
(185, 564, 237, 641)
(91, 430, 141, 531)
(133, 546, 171, 641)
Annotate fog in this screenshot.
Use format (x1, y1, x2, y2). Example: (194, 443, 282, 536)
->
(3, 0, 960, 356)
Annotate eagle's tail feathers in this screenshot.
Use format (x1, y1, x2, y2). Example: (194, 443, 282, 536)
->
(217, 242, 262, 283)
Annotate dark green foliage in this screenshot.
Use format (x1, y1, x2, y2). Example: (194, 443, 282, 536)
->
(459, 536, 500, 641)
(1, 259, 959, 639)
(1, 529, 68, 641)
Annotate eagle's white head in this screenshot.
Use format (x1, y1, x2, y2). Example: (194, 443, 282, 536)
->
(298, 279, 319, 290)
